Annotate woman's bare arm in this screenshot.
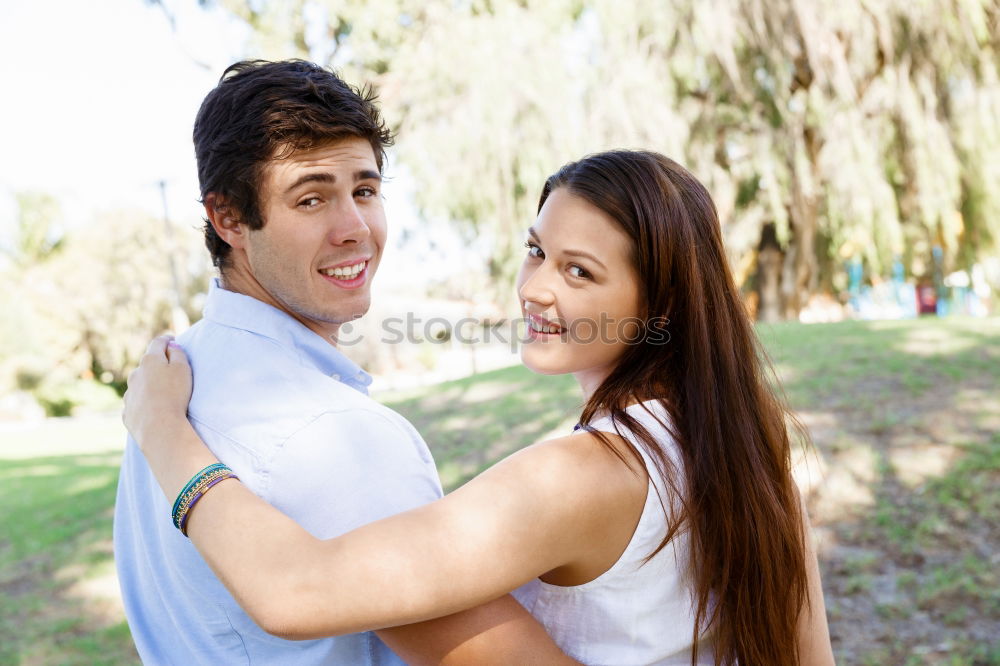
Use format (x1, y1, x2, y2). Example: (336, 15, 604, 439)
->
(377, 595, 578, 665)
(796, 494, 835, 665)
(152, 419, 624, 639)
(125, 338, 637, 640)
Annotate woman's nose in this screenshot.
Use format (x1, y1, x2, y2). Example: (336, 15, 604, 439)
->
(518, 266, 556, 308)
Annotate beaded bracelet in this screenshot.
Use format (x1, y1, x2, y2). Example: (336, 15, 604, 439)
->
(171, 463, 227, 527)
(171, 463, 238, 536)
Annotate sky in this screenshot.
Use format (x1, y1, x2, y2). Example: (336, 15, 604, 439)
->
(0, 0, 465, 290)
(0, 0, 237, 228)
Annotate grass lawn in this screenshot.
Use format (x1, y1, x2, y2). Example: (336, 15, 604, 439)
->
(1, 316, 998, 664)
(0, 416, 136, 665)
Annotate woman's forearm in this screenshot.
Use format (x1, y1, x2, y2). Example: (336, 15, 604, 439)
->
(181, 467, 518, 639)
(136, 416, 436, 636)
(144, 429, 614, 640)
(182, 473, 331, 637)
(139, 419, 221, 502)
(135, 420, 330, 634)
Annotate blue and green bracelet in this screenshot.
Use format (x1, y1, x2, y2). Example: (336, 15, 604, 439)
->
(171, 463, 239, 536)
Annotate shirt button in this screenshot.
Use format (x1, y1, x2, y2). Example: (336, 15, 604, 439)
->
(331, 373, 341, 381)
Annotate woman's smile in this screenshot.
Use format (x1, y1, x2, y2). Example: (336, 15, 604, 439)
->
(515, 187, 642, 398)
(526, 313, 567, 338)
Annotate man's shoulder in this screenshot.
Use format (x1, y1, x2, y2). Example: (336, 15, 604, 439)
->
(181, 319, 336, 395)
(177, 319, 409, 443)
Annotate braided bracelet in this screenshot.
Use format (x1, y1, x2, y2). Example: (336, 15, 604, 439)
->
(171, 463, 239, 536)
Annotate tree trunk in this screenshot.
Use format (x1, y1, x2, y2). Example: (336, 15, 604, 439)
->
(757, 223, 784, 323)
(781, 126, 822, 319)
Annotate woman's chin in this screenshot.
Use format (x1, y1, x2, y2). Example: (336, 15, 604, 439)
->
(520, 348, 572, 376)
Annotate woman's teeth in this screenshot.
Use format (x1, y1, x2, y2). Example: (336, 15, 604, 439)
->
(529, 318, 563, 334)
(320, 261, 366, 279)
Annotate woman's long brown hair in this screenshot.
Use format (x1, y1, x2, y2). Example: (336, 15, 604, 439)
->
(540, 151, 809, 666)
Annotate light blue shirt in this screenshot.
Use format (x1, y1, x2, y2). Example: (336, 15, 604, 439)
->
(114, 279, 443, 665)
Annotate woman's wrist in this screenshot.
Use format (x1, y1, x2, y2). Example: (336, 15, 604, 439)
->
(142, 419, 222, 502)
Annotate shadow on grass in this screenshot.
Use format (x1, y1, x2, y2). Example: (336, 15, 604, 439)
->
(818, 434, 1000, 665)
(0, 452, 138, 665)
(2, 317, 996, 664)
(387, 317, 1000, 663)
(759, 316, 1000, 409)
(382, 364, 581, 490)
(757, 317, 1000, 664)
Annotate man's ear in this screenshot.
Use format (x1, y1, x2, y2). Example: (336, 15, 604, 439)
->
(204, 193, 249, 251)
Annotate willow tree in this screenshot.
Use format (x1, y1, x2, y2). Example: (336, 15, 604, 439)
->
(689, 0, 1000, 319)
(156, 0, 1000, 318)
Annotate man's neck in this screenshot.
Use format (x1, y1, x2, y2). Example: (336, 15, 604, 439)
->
(218, 269, 340, 346)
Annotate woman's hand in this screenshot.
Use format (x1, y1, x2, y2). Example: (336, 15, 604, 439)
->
(123, 334, 221, 501)
(123, 334, 193, 450)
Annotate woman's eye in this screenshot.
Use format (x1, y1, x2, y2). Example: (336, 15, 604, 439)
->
(524, 241, 543, 259)
(568, 265, 591, 279)
(298, 197, 321, 208)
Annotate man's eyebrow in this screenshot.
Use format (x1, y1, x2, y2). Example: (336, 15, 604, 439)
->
(284, 172, 335, 195)
(355, 169, 382, 182)
(283, 170, 381, 196)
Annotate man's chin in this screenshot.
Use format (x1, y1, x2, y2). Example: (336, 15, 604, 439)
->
(327, 302, 372, 326)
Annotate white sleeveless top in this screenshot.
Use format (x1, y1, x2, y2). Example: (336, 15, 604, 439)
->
(513, 400, 716, 665)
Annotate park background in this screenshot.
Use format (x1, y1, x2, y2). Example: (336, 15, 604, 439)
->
(1, 0, 998, 663)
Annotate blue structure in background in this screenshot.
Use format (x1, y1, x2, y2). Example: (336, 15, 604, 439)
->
(848, 256, 917, 320)
(843, 249, 990, 321)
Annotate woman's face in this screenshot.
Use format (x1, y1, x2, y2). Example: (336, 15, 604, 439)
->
(516, 187, 643, 398)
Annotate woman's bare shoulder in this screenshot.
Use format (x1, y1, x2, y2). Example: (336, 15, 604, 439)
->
(483, 430, 649, 509)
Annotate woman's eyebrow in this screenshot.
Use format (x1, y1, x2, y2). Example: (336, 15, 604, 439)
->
(528, 227, 606, 270)
(563, 249, 606, 270)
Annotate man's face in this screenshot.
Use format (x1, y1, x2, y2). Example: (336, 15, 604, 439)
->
(232, 136, 386, 342)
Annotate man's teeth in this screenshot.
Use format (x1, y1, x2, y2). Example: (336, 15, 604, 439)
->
(320, 261, 366, 279)
(529, 318, 563, 334)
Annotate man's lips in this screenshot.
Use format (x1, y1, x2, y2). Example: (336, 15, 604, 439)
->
(317, 258, 370, 288)
(318, 256, 370, 274)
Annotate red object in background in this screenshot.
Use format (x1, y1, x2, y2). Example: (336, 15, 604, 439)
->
(917, 284, 937, 315)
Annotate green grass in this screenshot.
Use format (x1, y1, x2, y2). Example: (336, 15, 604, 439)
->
(751, 317, 1000, 664)
(758, 316, 1000, 408)
(381, 364, 580, 490)
(0, 415, 137, 665)
(1, 316, 998, 664)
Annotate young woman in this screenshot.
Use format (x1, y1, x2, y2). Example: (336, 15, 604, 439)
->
(124, 150, 833, 665)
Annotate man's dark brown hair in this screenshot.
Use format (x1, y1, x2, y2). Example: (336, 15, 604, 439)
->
(193, 59, 393, 268)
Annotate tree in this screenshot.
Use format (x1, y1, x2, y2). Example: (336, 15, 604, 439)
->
(5, 191, 64, 269)
(151, 0, 1000, 318)
(1, 203, 209, 402)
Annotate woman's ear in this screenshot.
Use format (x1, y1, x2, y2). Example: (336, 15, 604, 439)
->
(203, 193, 248, 251)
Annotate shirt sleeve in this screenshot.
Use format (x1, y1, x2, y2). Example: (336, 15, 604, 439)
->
(260, 408, 444, 539)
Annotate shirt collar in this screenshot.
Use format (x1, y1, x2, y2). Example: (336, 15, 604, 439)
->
(201, 278, 372, 393)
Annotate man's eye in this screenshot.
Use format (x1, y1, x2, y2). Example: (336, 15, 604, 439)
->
(355, 187, 377, 198)
(298, 197, 321, 208)
(568, 265, 591, 279)
(524, 241, 543, 258)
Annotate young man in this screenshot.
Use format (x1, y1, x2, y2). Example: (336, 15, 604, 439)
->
(113, 60, 568, 664)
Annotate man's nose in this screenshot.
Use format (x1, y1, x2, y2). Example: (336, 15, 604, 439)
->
(327, 200, 371, 246)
